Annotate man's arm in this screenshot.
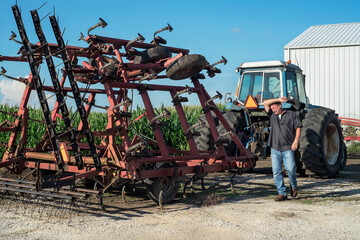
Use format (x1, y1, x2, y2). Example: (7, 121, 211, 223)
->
(263, 97, 288, 113)
(291, 127, 301, 151)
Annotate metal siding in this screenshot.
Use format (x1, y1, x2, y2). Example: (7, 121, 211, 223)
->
(287, 46, 360, 117)
(285, 23, 360, 48)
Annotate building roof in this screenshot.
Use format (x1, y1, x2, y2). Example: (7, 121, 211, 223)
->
(238, 60, 302, 71)
(284, 22, 360, 49)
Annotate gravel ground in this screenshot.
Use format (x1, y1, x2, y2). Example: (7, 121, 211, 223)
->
(1, 158, 360, 240)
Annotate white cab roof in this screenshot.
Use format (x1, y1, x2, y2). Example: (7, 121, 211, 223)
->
(238, 60, 302, 71)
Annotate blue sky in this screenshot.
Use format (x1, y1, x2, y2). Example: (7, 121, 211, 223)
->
(0, 0, 359, 109)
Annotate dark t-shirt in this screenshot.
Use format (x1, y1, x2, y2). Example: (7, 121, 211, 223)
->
(267, 109, 302, 151)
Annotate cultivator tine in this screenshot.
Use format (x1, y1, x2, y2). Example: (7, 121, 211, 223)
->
(87, 17, 107, 35)
(126, 33, 145, 52)
(210, 56, 228, 67)
(205, 91, 223, 106)
(150, 108, 171, 127)
(113, 96, 132, 110)
(139, 72, 157, 83)
(121, 184, 128, 204)
(151, 23, 173, 45)
(0, 66, 30, 85)
(173, 86, 193, 99)
(159, 190, 164, 210)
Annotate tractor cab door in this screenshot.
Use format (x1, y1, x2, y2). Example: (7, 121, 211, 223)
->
(284, 70, 307, 105)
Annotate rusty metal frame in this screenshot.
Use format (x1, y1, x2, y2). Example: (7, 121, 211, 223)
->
(0, 8, 255, 192)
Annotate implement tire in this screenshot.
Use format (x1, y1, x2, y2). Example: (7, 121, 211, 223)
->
(299, 108, 343, 178)
(166, 54, 208, 80)
(146, 162, 180, 204)
(133, 46, 171, 64)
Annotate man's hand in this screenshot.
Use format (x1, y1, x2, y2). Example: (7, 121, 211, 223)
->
(280, 97, 288, 103)
(291, 139, 299, 151)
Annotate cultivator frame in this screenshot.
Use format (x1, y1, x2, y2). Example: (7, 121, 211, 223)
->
(0, 4, 255, 207)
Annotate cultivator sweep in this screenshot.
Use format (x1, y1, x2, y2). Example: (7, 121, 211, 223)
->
(0, 4, 255, 210)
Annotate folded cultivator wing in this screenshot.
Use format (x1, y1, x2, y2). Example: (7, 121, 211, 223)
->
(0, 4, 255, 211)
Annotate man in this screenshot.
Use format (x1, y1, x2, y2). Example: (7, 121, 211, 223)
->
(263, 97, 302, 201)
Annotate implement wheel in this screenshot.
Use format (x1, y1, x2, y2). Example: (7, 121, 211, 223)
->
(146, 162, 179, 204)
(166, 54, 208, 80)
(133, 46, 171, 64)
(299, 108, 343, 178)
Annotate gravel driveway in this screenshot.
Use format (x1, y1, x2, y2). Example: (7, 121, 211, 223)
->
(1, 157, 360, 240)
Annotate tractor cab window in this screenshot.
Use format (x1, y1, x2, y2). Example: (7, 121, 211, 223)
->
(296, 72, 307, 103)
(285, 71, 299, 100)
(238, 71, 281, 104)
(285, 71, 306, 103)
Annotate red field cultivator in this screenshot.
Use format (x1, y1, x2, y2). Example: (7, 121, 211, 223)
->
(0, 4, 255, 210)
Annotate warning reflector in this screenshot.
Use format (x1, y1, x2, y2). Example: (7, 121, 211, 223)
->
(59, 142, 70, 164)
(244, 95, 258, 109)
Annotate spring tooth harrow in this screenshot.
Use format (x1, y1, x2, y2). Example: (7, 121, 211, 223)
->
(0, 4, 255, 210)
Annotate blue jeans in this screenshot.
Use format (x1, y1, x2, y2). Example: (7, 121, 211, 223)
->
(271, 148, 297, 196)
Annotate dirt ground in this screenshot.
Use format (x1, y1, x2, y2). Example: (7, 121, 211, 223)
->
(1, 155, 360, 240)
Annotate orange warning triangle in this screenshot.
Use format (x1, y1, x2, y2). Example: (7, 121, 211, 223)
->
(244, 95, 258, 109)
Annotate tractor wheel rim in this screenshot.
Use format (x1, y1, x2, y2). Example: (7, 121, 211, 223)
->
(324, 123, 340, 166)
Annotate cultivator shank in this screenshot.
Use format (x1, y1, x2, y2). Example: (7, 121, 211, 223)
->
(0, 3, 255, 209)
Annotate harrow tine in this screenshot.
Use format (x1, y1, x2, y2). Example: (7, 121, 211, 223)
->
(53, 200, 62, 217)
(14, 194, 22, 214)
(6, 194, 14, 212)
(39, 198, 48, 219)
(57, 201, 68, 222)
(80, 199, 90, 223)
(68, 201, 76, 226)
(30, 197, 39, 218)
(23, 195, 31, 215)
(47, 199, 57, 220)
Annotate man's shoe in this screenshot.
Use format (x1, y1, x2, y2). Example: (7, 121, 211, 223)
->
(274, 194, 288, 201)
(291, 188, 298, 198)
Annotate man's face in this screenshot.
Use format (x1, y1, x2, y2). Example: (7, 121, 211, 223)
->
(270, 103, 282, 115)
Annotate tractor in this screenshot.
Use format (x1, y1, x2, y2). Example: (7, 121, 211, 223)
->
(196, 60, 346, 178)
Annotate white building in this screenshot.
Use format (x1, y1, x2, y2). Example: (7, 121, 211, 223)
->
(284, 22, 360, 118)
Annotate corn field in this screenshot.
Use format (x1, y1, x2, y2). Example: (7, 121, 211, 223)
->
(0, 104, 225, 157)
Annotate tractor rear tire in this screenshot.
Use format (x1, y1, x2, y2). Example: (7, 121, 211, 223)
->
(216, 111, 246, 156)
(133, 46, 171, 64)
(340, 141, 347, 170)
(194, 113, 219, 153)
(299, 108, 343, 178)
(146, 162, 180, 204)
(166, 54, 208, 80)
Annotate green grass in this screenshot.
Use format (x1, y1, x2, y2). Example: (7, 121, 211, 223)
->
(347, 142, 360, 154)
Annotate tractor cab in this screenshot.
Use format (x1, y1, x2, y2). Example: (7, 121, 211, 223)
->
(227, 60, 308, 111)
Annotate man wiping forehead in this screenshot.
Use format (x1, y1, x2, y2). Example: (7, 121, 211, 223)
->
(264, 97, 302, 201)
